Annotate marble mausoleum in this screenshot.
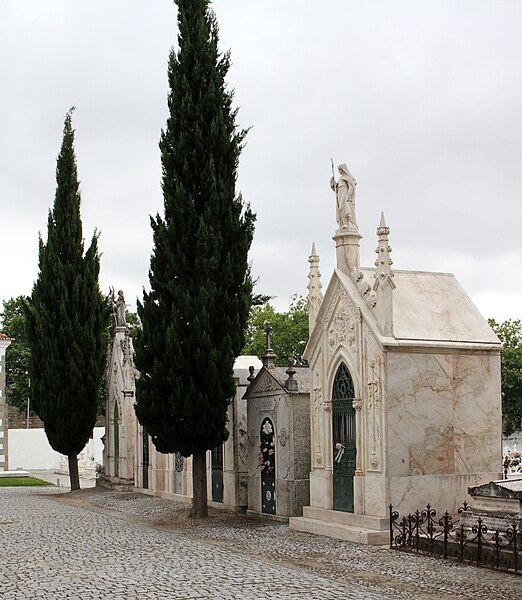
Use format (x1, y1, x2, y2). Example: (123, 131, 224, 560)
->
(290, 163, 503, 544)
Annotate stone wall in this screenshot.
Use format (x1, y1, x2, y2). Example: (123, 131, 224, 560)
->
(0, 353, 8, 471)
(8, 405, 104, 429)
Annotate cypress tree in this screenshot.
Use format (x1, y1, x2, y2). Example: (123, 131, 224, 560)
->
(25, 110, 108, 491)
(135, 0, 255, 518)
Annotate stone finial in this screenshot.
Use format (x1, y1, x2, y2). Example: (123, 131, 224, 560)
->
(261, 321, 277, 368)
(373, 212, 395, 336)
(307, 242, 323, 333)
(247, 365, 256, 386)
(285, 357, 298, 392)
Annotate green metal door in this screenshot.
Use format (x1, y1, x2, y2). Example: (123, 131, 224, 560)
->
(211, 445, 224, 503)
(260, 417, 276, 514)
(113, 402, 120, 478)
(332, 363, 356, 512)
(174, 452, 183, 494)
(142, 427, 149, 489)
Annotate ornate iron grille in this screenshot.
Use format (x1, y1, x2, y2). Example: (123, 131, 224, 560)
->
(332, 364, 356, 477)
(390, 503, 522, 575)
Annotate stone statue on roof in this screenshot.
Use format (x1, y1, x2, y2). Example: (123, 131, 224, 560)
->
(330, 162, 358, 231)
(115, 290, 127, 327)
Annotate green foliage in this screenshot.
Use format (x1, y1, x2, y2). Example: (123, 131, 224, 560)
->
(242, 296, 309, 364)
(134, 0, 255, 458)
(0, 296, 30, 413)
(489, 318, 522, 435)
(125, 310, 141, 340)
(25, 110, 109, 457)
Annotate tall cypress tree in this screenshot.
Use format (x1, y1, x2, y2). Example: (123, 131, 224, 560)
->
(25, 110, 108, 491)
(135, 0, 255, 518)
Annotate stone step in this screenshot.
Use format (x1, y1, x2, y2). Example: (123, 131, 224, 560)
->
(302, 506, 389, 531)
(0, 470, 29, 478)
(289, 516, 389, 546)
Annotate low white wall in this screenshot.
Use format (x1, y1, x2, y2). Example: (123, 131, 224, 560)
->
(8, 427, 105, 470)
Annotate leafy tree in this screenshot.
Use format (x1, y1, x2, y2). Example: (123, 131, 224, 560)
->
(25, 110, 109, 490)
(489, 319, 522, 436)
(0, 297, 30, 413)
(242, 295, 309, 364)
(134, 0, 254, 518)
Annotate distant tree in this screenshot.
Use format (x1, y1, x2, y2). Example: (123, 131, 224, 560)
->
(134, 0, 254, 518)
(0, 296, 30, 413)
(242, 295, 309, 364)
(489, 318, 522, 435)
(25, 110, 109, 490)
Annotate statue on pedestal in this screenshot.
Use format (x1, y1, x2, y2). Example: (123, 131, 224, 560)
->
(330, 162, 358, 231)
(115, 290, 127, 327)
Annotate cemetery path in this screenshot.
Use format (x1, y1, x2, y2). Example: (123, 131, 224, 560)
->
(1, 486, 520, 600)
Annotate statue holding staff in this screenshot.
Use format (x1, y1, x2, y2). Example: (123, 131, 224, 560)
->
(330, 161, 358, 230)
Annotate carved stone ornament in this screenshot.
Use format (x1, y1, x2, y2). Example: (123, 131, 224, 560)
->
(255, 372, 281, 394)
(367, 358, 382, 470)
(248, 429, 257, 447)
(279, 428, 288, 446)
(324, 291, 358, 356)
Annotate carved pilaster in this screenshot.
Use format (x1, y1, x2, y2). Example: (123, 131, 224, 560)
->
(312, 371, 323, 466)
(366, 359, 382, 471)
(352, 398, 363, 475)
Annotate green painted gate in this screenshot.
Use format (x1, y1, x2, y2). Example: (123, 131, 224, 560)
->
(332, 363, 356, 512)
(211, 445, 224, 503)
(113, 401, 120, 478)
(142, 427, 149, 489)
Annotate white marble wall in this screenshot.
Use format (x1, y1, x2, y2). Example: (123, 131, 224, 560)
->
(386, 351, 502, 513)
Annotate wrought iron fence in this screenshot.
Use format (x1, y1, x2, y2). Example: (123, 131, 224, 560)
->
(389, 503, 521, 574)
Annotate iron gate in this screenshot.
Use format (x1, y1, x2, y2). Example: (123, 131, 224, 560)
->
(142, 427, 149, 489)
(211, 445, 224, 502)
(113, 402, 120, 479)
(332, 362, 356, 512)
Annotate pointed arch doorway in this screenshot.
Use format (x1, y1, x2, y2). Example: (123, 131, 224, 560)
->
(332, 362, 356, 512)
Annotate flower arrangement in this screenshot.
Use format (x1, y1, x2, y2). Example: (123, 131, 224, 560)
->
(503, 451, 522, 475)
(258, 419, 275, 475)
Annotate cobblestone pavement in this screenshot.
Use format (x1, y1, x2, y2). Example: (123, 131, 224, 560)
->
(1, 487, 521, 599)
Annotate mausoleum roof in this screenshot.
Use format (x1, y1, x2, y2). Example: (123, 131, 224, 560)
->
(357, 267, 499, 345)
(270, 365, 310, 392)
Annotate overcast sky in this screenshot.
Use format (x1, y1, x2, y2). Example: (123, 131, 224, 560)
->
(1, 0, 521, 324)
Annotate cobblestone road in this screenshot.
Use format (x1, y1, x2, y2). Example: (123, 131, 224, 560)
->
(0, 487, 521, 599)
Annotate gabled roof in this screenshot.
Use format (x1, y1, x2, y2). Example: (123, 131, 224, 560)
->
(243, 364, 310, 398)
(362, 267, 499, 345)
(305, 266, 500, 359)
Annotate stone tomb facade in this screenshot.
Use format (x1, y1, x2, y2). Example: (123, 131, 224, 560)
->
(290, 164, 502, 544)
(133, 355, 262, 512)
(0, 333, 12, 471)
(102, 291, 137, 490)
(102, 293, 262, 512)
(244, 351, 310, 518)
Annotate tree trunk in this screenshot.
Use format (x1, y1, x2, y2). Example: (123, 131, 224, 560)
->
(191, 449, 208, 518)
(68, 453, 80, 491)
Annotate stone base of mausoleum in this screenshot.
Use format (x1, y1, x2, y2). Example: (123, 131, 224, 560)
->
(246, 509, 289, 523)
(96, 475, 134, 492)
(289, 506, 389, 545)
